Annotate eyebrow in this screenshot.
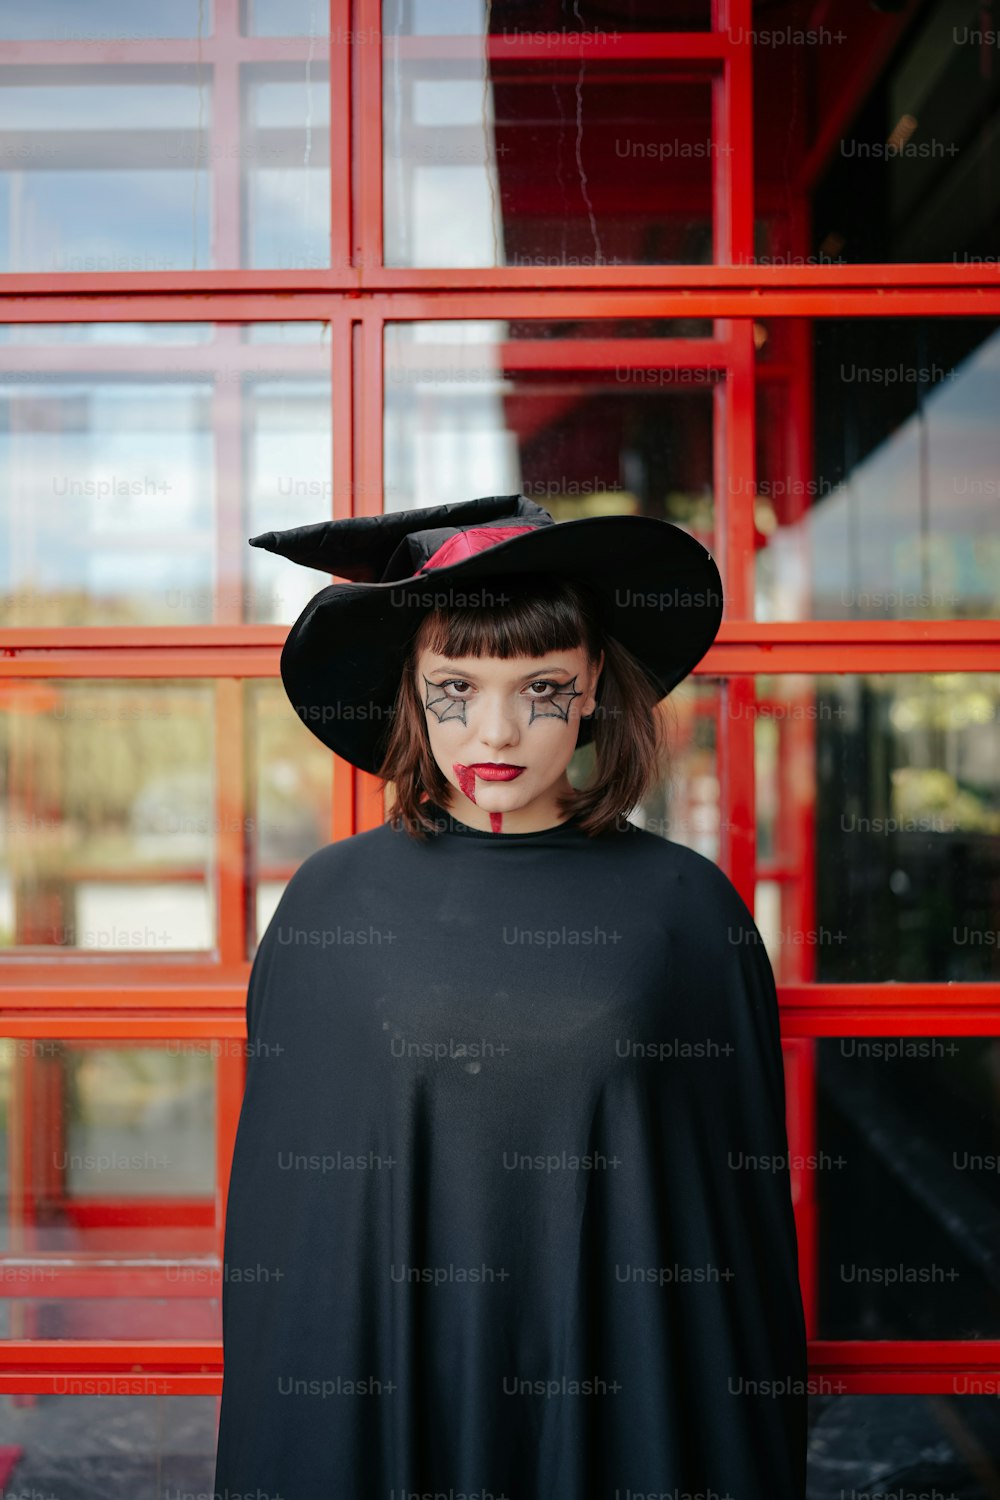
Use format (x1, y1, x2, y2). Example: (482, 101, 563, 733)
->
(426, 663, 574, 679)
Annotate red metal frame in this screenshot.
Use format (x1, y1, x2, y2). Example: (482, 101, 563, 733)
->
(0, 0, 996, 1401)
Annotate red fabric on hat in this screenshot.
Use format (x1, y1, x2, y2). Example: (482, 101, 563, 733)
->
(419, 525, 537, 572)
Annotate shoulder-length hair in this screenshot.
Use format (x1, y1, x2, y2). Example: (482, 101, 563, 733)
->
(375, 572, 671, 840)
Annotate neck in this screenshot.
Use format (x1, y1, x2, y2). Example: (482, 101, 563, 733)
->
(434, 779, 574, 834)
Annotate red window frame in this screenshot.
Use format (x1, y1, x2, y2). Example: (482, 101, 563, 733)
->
(1, 0, 999, 1400)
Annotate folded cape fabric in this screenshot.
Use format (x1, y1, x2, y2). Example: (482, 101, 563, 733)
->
(214, 806, 808, 1499)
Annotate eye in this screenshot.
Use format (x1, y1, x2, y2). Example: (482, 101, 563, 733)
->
(435, 678, 562, 701)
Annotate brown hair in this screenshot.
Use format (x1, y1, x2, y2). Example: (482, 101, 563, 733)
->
(375, 572, 671, 840)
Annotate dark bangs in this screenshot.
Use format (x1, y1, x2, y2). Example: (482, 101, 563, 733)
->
(414, 574, 604, 666)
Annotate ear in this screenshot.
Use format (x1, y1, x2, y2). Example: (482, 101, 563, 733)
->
(585, 649, 605, 713)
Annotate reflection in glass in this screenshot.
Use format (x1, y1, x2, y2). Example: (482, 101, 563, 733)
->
(0, 1032, 217, 1254)
(752, 4, 1000, 269)
(0, 323, 215, 347)
(754, 673, 1000, 983)
(64, 1047, 213, 1197)
(243, 69, 330, 269)
(247, 680, 332, 954)
(806, 1393, 1000, 1492)
(504, 316, 715, 340)
(0, 1295, 221, 1344)
(616, 679, 719, 863)
(816, 1037, 1000, 1339)
(0, 76, 213, 274)
(755, 319, 1000, 622)
(0, 39, 328, 270)
(0, 2, 212, 39)
(383, 4, 714, 267)
(247, 0, 329, 36)
(386, 0, 710, 34)
(0, 682, 214, 952)
(384, 322, 716, 545)
(561, 680, 720, 861)
(0, 1039, 218, 1330)
(0, 1394, 220, 1492)
(0, 322, 331, 628)
(812, 3, 1000, 265)
(246, 373, 334, 626)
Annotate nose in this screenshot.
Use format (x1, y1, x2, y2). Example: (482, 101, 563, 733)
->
(476, 692, 520, 752)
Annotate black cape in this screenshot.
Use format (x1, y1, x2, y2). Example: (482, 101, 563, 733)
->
(214, 802, 808, 1499)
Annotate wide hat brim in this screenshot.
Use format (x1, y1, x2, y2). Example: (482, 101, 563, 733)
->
(263, 514, 723, 775)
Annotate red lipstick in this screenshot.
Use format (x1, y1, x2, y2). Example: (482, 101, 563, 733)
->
(453, 762, 525, 801)
(468, 763, 525, 781)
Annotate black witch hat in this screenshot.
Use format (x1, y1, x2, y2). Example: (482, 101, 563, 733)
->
(249, 494, 723, 774)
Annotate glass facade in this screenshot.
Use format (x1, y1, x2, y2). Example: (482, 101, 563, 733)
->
(1, 0, 998, 1489)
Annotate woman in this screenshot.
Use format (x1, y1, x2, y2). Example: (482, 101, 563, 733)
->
(213, 494, 808, 1499)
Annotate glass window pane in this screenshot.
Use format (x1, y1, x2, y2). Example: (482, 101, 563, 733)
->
(63, 1045, 213, 1196)
(383, 7, 715, 267)
(0, 75, 213, 274)
(0, 682, 215, 953)
(0, 1394, 219, 1493)
(0, 3, 212, 39)
(0, 321, 331, 629)
(0, 47, 328, 271)
(388, 0, 710, 33)
(814, 10, 997, 265)
(753, 672, 1000, 984)
(754, 318, 1000, 622)
(245, 0, 329, 36)
(620, 678, 720, 863)
(2, 1294, 218, 1342)
(0, 322, 216, 347)
(754, 11, 1000, 268)
(805, 1393, 1000, 1490)
(0, 1037, 217, 1264)
(815, 1036, 1000, 1338)
(384, 321, 717, 548)
(570, 681, 723, 857)
(243, 68, 330, 270)
(247, 680, 332, 955)
(504, 316, 714, 339)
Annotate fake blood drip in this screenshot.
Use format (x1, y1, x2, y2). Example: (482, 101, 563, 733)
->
(454, 764, 477, 801)
(453, 764, 504, 833)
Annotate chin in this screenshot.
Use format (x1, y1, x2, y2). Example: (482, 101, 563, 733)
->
(480, 783, 529, 798)
(454, 777, 532, 802)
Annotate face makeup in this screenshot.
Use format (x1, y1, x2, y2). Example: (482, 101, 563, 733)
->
(419, 648, 603, 834)
(456, 763, 525, 787)
(453, 762, 526, 829)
